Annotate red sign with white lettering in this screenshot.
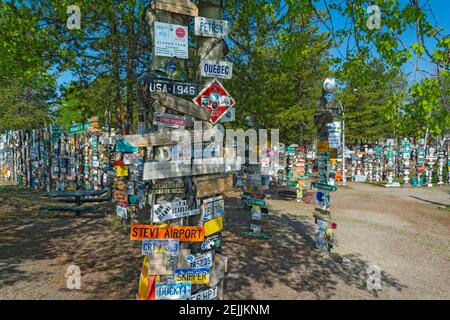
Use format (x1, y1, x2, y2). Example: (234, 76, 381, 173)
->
(193, 78, 235, 124)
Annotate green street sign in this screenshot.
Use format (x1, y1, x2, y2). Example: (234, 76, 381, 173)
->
(312, 181, 337, 192)
(246, 198, 266, 208)
(69, 122, 90, 134)
(287, 181, 297, 187)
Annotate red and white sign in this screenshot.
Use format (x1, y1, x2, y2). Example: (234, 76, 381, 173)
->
(153, 112, 186, 129)
(193, 78, 235, 124)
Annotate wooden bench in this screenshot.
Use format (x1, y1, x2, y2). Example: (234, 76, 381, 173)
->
(40, 205, 101, 216)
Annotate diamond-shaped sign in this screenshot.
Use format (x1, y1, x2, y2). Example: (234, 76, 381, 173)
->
(193, 78, 235, 124)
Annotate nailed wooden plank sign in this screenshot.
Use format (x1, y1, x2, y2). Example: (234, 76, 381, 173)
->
(150, 180, 185, 194)
(313, 207, 332, 222)
(124, 131, 187, 148)
(153, 200, 200, 223)
(148, 77, 198, 97)
(151, 0, 198, 17)
(152, 91, 211, 122)
(175, 268, 210, 284)
(142, 161, 191, 180)
(155, 281, 191, 300)
(193, 173, 233, 198)
(130, 224, 204, 242)
(194, 16, 228, 38)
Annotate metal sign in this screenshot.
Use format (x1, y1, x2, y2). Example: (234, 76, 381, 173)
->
(189, 252, 213, 269)
(193, 78, 235, 124)
(200, 60, 233, 79)
(175, 268, 210, 284)
(202, 195, 225, 222)
(142, 239, 179, 256)
(191, 286, 218, 300)
(220, 107, 235, 123)
(148, 77, 197, 97)
(312, 181, 337, 192)
(156, 281, 191, 300)
(69, 122, 90, 134)
(245, 198, 266, 208)
(153, 200, 201, 223)
(153, 112, 186, 129)
(154, 21, 188, 59)
(130, 224, 204, 242)
(194, 16, 228, 38)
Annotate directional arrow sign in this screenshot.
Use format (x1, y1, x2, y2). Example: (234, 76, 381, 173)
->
(193, 78, 235, 124)
(312, 181, 337, 192)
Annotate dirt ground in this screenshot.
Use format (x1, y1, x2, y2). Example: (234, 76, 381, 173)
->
(0, 180, 449, 300)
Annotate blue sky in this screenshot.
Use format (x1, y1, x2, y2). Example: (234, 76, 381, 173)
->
(56, 0, 450, 90)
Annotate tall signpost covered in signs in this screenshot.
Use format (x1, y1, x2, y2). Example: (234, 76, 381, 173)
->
(132, 0, 233, 301)
(312, 78, 337, 252)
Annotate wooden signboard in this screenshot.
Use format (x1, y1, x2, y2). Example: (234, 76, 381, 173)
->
(152, 91, 212, 122)
(151, 0, 198, 17)
(123, 131, 188, 148)
(130, 224, 204, 242)
(313, 207, 332, 222)
(193, 173, 233, 198)
(153, 200, 200, 223)
(142, 161, 191, 180)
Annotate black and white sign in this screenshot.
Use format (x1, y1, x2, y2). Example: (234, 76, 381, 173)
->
(148, 77, 198, 97)
(153, 112, 186, 129)
(200, 60, 233, 79)
(154, 21, 188, 59)
(153, 200, 200, 223)
(191, 286, 218, 300)
(194, 17, 228, 38)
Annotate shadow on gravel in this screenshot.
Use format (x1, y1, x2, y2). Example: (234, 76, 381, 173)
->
(0, 185, 140, 299)
(222, 194, 407, 299)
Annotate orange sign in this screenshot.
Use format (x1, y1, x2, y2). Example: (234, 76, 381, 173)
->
(130, 224, 204, 242)
(317, 141, 329, 152)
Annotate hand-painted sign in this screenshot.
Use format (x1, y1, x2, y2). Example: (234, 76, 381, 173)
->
(175, 268, 210, 284)
(154, 21, 188, 59)
(130, 224, 204, 242)
(200, 60, 233, 79)
(204, 216, 223, 237)
(142, 239, 179, 256)
(153, 112, 186, 129)
(153, 200, 200, 223)
(191, 286, 218, 300)
(190, 252, 213, 269)
(156, 281, 191, 300)
(193, 78, 235, 124)
(194, 16, 228, 38)
(312, 181, 337, 192)
(202, 195, 225, 222)
(148, 77, 197, 97)
(150, 181, 185, 194)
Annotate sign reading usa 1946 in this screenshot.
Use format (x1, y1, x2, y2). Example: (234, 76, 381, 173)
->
(148, 77, 198, 97)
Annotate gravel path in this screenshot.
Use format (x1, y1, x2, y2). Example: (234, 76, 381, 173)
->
(1, 181, 449, 299)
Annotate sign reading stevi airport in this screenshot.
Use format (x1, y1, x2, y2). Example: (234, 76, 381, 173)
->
(130, 224, 204, 242)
